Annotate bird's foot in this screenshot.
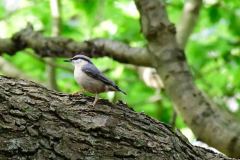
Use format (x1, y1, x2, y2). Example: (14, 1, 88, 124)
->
(91, 94, 99, 106)
(91, 100, 97, 106)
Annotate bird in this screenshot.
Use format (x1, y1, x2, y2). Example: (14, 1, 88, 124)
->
(64, 54, 126, 106)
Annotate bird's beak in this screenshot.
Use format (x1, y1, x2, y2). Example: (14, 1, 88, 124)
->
(64, 59, 71, 62)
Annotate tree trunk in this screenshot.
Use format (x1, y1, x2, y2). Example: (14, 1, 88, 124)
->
(135, 0, 240, 157)
(0, 76, 233, 160)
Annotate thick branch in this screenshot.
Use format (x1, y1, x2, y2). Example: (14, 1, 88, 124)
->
(137, 0, 203, 89)
(0, 76, 232, 159)
(0, 25, 151, 66)
(135, 0, 240, 158)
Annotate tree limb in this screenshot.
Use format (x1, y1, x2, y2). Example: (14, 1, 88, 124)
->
(137, 0, 203, 98)
(0, 25, 151, 66)
(0, 76, 233, 159)
(135, 0, 240, 158)
(177, 0, 203, 48)
(45, 0, 63, 90)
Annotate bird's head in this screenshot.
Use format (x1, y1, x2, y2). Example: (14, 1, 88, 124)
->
(64, 55, 93, 66)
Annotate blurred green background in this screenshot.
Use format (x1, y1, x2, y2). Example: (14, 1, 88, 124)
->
(0, 0, 240, 141)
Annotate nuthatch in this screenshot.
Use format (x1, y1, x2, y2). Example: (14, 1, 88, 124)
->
(64, 55, 126, 106)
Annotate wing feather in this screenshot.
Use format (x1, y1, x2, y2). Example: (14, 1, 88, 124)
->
(82, 64, 115, 86)
(82, 63, 126, 95)
(82, 64, 126, 94)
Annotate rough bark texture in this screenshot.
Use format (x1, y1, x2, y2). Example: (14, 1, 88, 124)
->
(0, 0, 240, 157)
(135, 0, 240, 158)
(1, 25, 240, 158)
(0, 76, 233, 160)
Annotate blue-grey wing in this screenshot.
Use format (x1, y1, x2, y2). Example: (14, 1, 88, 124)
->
(82, 63, 127, 95)
(82, 63, 115, 87)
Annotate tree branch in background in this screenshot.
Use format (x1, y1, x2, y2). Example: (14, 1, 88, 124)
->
(177, 0, 203, 48)
(45, 0, 62, 90)
(0, 57, 45, 85)
(135, 0, 240, 157)
(0, 25, 151, 66)
(137, 67, 164, 89)
(0, 76, 233, 160)
(171, 109, 177, 129)
(26, 50, 73, 72)
(138, 0, 203, 126)
(0, 38, 20, 54)
(139, 0, 203, 88)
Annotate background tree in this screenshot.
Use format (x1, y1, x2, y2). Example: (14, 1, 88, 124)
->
(0, 0, 240, 158)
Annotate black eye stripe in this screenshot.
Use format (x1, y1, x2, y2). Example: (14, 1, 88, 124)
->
(71, 57, 79, 61)
(71, 57, 92, 64)
(81, 57, 93, 64)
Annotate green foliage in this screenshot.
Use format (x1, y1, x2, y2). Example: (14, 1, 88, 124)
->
(0, 0, 240, 133)
(186, 0, 240, 115)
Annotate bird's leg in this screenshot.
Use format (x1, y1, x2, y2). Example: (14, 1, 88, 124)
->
(92, 94, 99, 106)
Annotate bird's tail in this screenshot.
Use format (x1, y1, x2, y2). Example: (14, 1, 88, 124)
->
(109, 84, 127, 95)
(116, 86, 127, 95)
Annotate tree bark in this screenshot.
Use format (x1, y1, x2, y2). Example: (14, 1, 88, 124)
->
(0, 25, 151, 66)
(0, 76, 233, 160)
(135, 0, 240, 158)
(0, 0, 240, 157)
(1, 24, 240, 158)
